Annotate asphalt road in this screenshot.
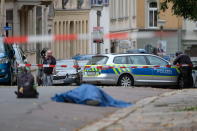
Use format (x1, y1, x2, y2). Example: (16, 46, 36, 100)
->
(0, 86, 174, 131)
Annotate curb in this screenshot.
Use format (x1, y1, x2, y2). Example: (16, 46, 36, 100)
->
(79, 90, 184, 131)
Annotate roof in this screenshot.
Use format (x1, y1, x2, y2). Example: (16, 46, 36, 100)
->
(93, 53, 153, 57)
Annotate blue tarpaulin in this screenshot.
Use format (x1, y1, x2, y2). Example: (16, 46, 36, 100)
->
(51, 84, 132, 108)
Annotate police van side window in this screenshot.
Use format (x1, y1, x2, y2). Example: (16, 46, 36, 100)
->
(128, 56, 147, 65)
(87, 56, 108, 65)
(113, 56, 127, 64)
(147, 56, 168, 66)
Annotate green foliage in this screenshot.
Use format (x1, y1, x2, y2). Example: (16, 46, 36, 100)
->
(160, 0, 197, 21)
(175, 106, 197, 112)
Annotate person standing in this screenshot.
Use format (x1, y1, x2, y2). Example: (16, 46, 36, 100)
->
(173, 51, 193, 88)
(43, 50, 56, 86)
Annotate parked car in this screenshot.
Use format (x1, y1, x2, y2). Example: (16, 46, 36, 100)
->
(13, 44, 28, 85)
(53, 59, 82, 85)
(77, 60, 89, 69)
(83, 53, 182, 87)
(0, 40, 16, 85)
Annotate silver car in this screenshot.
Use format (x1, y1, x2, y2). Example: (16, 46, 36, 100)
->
(53, 59, 81, 85)
(82, 54, 181, 87)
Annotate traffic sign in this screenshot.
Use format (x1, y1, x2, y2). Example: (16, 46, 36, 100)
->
(92, 27, 104, 43)
(4, 26, 12, 30)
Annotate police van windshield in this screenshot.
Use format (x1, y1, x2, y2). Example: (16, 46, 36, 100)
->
(87, 56, 108, 65)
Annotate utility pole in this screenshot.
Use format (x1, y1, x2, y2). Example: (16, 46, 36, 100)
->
(0, 0, 5, 36)
(96, 10, 101, 54)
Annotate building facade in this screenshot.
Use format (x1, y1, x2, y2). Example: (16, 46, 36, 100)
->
(109, 0, 136, 53)
(136, 0, 182, 56)
(109, 0, 183, 56)
(52, 0, 110, 59)
(1, 0, 53, 64)
(52, 0, 90, 59)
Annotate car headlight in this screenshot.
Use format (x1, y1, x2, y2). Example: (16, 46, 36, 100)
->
(0, 58, 9, 64)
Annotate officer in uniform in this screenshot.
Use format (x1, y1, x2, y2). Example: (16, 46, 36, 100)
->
(173, 51, 193, 88)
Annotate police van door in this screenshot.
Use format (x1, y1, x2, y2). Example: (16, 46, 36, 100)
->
(146, 55, 174, 83)
(128, 55, 153, 83)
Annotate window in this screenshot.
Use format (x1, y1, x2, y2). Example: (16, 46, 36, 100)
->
(146, 56, 168, 66)
(77, 0, 84, 9)
(128, 56, 147, 65)
(148, 2, 157, 28)
(113, 56, 127, 64)
(103, 0, 109, 6)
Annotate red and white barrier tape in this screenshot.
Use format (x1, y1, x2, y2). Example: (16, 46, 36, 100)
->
(3, 31, 176, 44)
(18, 64, 79, 68)
(17, 64, 192, 69)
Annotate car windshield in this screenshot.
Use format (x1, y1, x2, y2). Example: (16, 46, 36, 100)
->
(0, 43, 5, 53)
(14, 48, 22, 61)
(56, 60, 76, 70)
(87, 56, 108, 65)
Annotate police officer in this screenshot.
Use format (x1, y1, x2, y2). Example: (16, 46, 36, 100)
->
(173, 51, 193, 88)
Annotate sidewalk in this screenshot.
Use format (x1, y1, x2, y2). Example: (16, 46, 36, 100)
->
(80, 89, 197, 131)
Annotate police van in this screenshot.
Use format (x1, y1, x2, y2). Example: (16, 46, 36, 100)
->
(82, 54, 181, 87)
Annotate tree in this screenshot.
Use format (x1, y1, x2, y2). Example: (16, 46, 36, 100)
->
(160, 0, 197, 21)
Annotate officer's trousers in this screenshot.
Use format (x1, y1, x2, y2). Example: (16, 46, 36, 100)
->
(180, 67, 193, 88)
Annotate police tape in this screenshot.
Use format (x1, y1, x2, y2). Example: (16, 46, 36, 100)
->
(18, 64, 79, 68)
(3, 31, 176, 44)
(17, 64, 193, 69)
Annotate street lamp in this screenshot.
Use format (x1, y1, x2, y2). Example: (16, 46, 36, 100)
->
(91, 1, 103, 54)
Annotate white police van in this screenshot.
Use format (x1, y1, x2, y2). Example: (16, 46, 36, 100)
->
(83, 54, 181, 87)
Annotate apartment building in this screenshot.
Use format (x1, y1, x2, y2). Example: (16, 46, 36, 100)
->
(110, 0, 183, 55)
(136, 0, 182, 55)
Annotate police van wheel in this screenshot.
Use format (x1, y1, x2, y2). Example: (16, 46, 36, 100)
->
(118, 74, 133, 87)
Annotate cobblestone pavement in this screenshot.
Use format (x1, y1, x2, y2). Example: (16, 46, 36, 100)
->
(81, 89, 197, 131)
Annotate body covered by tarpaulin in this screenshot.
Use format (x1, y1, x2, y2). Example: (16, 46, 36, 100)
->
(51, 84, 132, 108)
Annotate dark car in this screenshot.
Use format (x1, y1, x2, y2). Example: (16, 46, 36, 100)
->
(53, 59, 82, 85)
